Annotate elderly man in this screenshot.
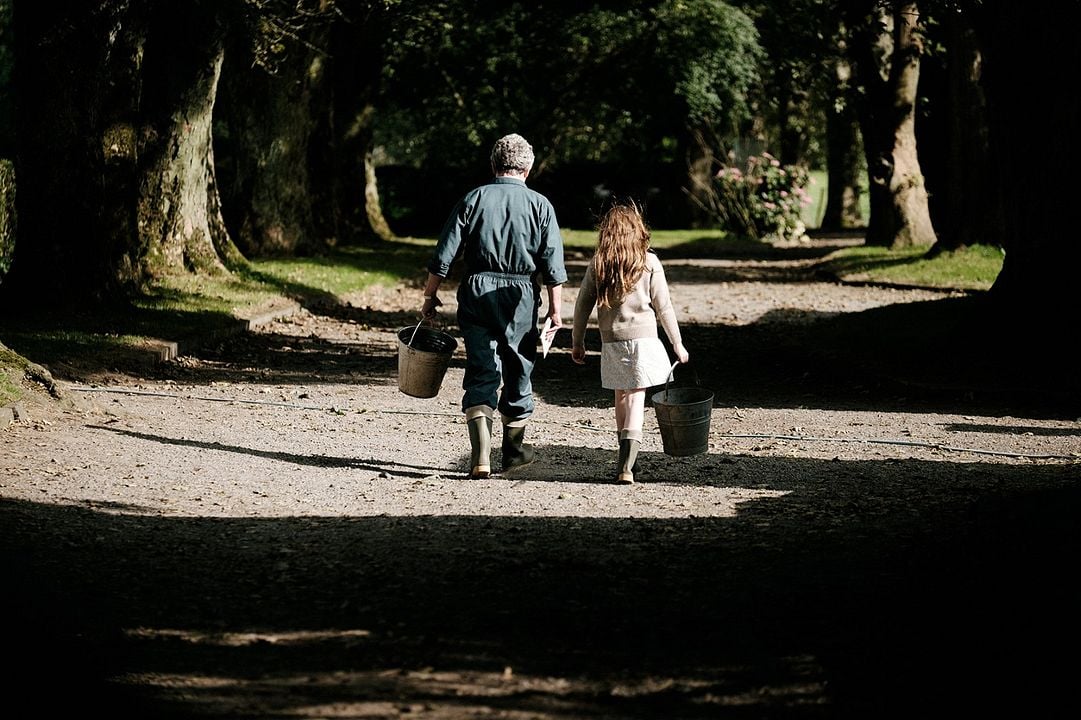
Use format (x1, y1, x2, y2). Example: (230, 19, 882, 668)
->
(422, 133, 567, 479)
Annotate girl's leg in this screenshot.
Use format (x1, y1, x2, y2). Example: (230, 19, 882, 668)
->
(614, 388, 646, 483)
(614, 389, 628, 431)
(617, 388, 646, 435)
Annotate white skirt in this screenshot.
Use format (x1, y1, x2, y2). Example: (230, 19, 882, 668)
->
(600, 337, 675, 390)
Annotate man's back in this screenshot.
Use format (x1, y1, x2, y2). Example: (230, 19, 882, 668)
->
(430, 176, 564, 284)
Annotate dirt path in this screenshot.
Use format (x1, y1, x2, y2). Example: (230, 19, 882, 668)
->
(2, 240, 1079, 718)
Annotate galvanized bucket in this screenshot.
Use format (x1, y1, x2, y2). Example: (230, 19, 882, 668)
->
(397, 321, 457, 399)
(651, 363, 713, 456)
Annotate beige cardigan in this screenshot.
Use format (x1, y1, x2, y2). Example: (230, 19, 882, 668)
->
(572, 252, 682, 346)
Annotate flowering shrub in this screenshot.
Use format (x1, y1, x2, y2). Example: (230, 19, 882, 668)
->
(709, 153, 812, 243)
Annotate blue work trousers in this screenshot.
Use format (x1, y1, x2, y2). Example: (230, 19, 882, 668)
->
(456, 272, 540, 421)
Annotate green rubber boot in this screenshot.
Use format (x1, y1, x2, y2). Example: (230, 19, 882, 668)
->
(501, 423, 535, 472)
(466, 406, 493, 479)
(617, 429, 642, 484)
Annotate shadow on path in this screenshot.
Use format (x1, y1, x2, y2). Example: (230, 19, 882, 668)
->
(3, 453, 1079, 718)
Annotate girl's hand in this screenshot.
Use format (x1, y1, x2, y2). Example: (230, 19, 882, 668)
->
(571, 344, 586, 365)
(673, 342, 690, 364)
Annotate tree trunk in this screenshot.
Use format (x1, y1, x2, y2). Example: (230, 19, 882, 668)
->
(347, 101, 396, 243)
(980, 4, 1080, 321)
(776, 64, 810, 167)
(775, 78, 797, 166)
(684, 126, 719, 230)
(6, 0, 144, 305)
(136, 3, 238, 277)
(820, 56, 864, 232)
(852, 1, 937, 249)
(207, 137, 247, 270)
(364, 145, 396, 241)
(4, 0, 242, 310)
(215, 35, 326, 258)
(921, 9, 995, 253)
(325, 16, 392, 245)
(0, 159, 15, 276)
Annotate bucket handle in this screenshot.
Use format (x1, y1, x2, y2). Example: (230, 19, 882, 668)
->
(662, 360, 700, 397)
(407, 316, 447, 348)
(406, 315, 443, 345)
(664, 361, 680, 389)
(406, 317, 424, 347)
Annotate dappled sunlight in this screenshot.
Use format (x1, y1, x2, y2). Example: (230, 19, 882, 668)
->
(115, 626, 831, 717)
(124, 627, 373, 646)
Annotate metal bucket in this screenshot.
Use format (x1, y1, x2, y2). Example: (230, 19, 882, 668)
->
(397, 324, 457, 398)
(651, 386, 714, 456)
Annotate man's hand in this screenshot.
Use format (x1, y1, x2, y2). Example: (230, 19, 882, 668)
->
(422, 294, 442, 319)
(571, 344, 586, 365)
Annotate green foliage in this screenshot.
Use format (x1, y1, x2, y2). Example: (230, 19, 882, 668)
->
(237, 0, 342, 73)
(708, 152, 813, 242)
(653, 0, 763, 132)
(731, 0, 842, 168)
(376, 1, 763, 172)
(372, 1, 765, 232)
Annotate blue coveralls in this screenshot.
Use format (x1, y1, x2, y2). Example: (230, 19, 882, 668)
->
(428, 177, 567, 421)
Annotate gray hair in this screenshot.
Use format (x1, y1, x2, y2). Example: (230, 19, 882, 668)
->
(490, 133, 535, 174)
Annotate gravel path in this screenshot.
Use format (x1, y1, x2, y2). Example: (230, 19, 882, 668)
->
(2, 240, 1079, 718)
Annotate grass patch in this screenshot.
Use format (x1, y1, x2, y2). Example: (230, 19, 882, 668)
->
(801, 168, 871, 229)
(820, 244, 1004, 291)
(563, 227, 779, 260)
(126, 240, 435, 325)
(0, 346, 25, 405)
(0, 241, 437, 383)
(248, 240, 433, 300)
(138, 271, 281, 318)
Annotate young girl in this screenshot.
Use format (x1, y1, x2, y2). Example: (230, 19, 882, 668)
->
(571, 201, 689, 483)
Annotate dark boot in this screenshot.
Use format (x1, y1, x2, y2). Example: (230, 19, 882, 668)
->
(466, 410, 493, 479)
(616, 429, 642, 484)
(501, 423, 535, 471)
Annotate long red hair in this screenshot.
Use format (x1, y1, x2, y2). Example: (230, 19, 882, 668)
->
(591, 201, 651, 309)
